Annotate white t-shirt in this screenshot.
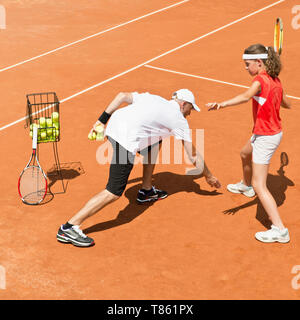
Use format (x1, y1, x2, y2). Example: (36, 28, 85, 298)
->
(105, 92, 192, 153)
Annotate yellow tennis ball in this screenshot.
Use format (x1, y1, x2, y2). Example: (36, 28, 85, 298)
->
(29, 123, 37, 137)
(40, 131, 47, 140)
(95, 125, 104, 132)
(96, 132, 104, 141)
(54, 128, 60, 139)
(46, 118, 53, 127)
(51, 112, 59, 123)
(46, 128, 53, 137)
(53, 122, 60, 129)
(88, 132, 96, 140)
(95, 125, 104, 141)
(39, 117, 46, 128)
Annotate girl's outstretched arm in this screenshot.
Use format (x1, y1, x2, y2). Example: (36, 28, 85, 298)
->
(206, 81, 261, 110)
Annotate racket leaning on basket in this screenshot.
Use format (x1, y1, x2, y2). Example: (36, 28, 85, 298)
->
(274, 17, 283, 55)
(18, 126, 48, 205)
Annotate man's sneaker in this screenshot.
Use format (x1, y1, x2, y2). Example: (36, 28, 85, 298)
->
(227, 180, 256, 198)
(255, 225, 290, 243)
(57, 225, 95, 247)
(137, 186, 168, 204)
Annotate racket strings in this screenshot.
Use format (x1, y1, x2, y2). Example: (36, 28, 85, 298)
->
(19, 166, 46, 204)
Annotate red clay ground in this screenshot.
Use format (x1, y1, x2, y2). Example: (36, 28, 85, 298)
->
(0, 0, 300, 300)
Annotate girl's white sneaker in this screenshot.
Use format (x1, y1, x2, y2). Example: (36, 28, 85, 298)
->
(227, 180, 256, 198)
(255, 225, 290, 243)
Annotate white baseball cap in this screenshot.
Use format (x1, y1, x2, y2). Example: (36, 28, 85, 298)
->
(172, 89, 200, 112)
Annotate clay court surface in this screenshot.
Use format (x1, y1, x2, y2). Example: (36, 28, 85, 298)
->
(0, 0, 300, 300)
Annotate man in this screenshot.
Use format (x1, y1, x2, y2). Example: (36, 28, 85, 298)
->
(57, 89, 221, 247)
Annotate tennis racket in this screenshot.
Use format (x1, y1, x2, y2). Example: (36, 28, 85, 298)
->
(18, 126, 48, 205)
(274, 17, 283, 55)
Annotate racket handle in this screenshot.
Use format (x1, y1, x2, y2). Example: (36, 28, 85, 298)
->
(32, 126, 38, 150)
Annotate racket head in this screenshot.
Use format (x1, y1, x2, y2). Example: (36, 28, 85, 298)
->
(18, 165, 48, 205)
(274, 17, 283, 55)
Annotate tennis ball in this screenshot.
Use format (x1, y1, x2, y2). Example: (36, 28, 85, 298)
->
(40, 131, 47, 140)
(95, 125, 104, 132)
(39, 117, 46, 128)
(54, 128, 60, 139)
(29, 123, 38, 138)
(88, 132, 96, 140)
(95, 125, 104, 141)
(46, 128, 53, 137)
(96, 132, 104, 141)
(51, 112, 59, 123)
(46, 118, 53, 127)
(53, 122, 60, 129)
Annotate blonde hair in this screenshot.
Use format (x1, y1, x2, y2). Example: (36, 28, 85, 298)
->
(244, 44, 282, 78)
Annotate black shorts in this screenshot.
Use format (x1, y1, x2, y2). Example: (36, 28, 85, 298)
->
(137, 139, 162, 157)
(105, 137, 162, 196)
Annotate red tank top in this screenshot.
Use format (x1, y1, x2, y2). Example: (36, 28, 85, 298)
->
(252, 71, 282, 135)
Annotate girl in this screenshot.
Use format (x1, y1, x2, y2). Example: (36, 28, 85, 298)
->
(206, 44, 291, 243)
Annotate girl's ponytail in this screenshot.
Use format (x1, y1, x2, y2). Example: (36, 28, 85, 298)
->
(265, 46, 282, 78)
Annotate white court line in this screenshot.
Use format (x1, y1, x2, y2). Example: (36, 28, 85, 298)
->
(144, 64, 300, 100)
(145, 64, 250, 89)
(0, 0, 190, 73)
(0, 0, 286, 132)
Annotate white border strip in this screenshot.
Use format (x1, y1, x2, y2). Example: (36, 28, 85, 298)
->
(144, 64, 300, 101)
(0, 0, 190, 73)
(0, 0, 287, 131)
